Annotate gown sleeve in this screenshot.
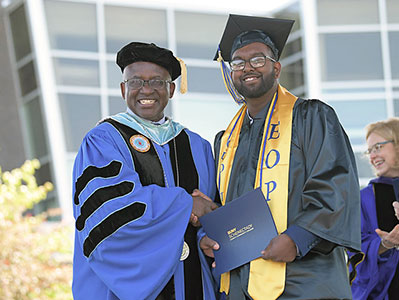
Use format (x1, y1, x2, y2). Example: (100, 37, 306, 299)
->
(72, 124, 193, 300)
(290, 99, 361, 252)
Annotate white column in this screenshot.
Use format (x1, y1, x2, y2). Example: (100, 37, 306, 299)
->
(25, 0, 72, 221)
(300, 0, 322, 99)
(378, 0, 394, 117)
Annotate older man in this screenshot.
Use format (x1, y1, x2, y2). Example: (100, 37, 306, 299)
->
(200, 15, 362, 300)
(72, 42, 218, 300)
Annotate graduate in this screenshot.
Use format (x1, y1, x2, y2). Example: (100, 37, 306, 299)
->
(199, 14, 362, 299)
(351, 118, 399, 299)
(72, 42, 218, 300)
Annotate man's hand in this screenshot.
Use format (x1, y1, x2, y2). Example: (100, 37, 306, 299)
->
(393, 201, 399, 220)
(190, 189, 218, 226)
(260, 234, 297, 262)
(200, 235, 219, 268)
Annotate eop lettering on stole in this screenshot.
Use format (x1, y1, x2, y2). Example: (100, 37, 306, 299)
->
(218, 121, 282, 203)
(264, 121, 280, 201)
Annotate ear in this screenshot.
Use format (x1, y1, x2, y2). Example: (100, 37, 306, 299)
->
(274, 61, 282, 79)
(120, 82, 126, 100)
(169, 82, 176, 99)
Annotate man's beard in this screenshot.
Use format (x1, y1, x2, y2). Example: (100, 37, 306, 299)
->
(234, 69, 275, 99)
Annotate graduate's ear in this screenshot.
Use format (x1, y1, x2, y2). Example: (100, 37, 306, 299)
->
(274, 61, 282, 79)
(169, 82, 176, 99)
(120, 81, 126, 100)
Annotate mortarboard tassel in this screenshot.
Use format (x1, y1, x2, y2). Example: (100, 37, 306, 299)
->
(217, 47, 245, 104)
(176, 57, 188, 94)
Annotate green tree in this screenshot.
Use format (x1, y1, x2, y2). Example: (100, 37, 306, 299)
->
(0, 159, 73, 299)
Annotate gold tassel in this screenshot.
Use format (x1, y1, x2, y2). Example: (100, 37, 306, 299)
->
(176, 57, 187, 94)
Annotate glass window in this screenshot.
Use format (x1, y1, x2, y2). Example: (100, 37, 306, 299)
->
(105, 6, 167, 54)
(23, 97, 48, 158)
(9, 4, 31, 61)
(273, 2, 301, 33)
(175, 12, 226, 59)
(53, 58, 100, 87)
(317, 0, 379, 25)
(109, 96, 126, 115)
(107, 61, 122, 89)
(393, 99, 399, 116)
(389, 32, 399, 79)
(387, 0, 399, 23)
(18, 61, 37, 96)
(44, 0, 97, 52)
(319, 32, 383, 81)
(174, 97, 238, 144)
(58, 94, 101, 152)
(327, 99, 386, 135)
(281, 38, 302, 59)
(279, 60, 304, 91)
(187, 66, 225, 93)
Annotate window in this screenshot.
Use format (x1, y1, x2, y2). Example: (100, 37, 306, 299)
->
(186, 66, 225, 93)
(53, 58, 100, 87)
(389, 32, 399, 79)
(109, 96, 126, 115)
(175, 12, 226, 59)
(104, 6, 167, 54)
(9, 4, 31, 61)
(44, 0, 98, 51)
(18, 61, 38, 96)
(317, 0, 379, 25)
(279, 60, 304, 91)
(319, 32, 383, 81)
(107, 61, 122, 89)
(327, 99, 387, 142)
(23, 97, 48, 158)
(387, 0, 399, 24)
(58, 94, 101, 152)
(174, 97, 238, 143)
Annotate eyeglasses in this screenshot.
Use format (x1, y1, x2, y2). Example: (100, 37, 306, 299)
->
(229, 55, 276, 72)
(364, 140, 394, 155)
(124, 78, 172, 90)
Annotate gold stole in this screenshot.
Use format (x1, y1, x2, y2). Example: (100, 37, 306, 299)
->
(216, 85, 298, 299)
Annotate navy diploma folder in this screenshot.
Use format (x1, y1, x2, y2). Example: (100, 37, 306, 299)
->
(199, 188, 278, 276)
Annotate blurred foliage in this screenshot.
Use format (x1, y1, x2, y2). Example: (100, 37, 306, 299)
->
(0, 159, 73, 300)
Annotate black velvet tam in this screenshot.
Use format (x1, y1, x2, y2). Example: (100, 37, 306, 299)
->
(116, 42, 181, 80)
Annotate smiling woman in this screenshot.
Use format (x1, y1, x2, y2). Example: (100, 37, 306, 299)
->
(351, 117, 399, 299)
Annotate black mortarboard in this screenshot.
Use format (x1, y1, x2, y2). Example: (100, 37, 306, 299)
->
(214, 14, 295, 62)
(116, 42, 181, 81)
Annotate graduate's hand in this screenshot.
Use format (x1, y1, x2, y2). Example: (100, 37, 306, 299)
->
(192, 189, 213, 202)
(191, 190, 218, 226)
(200, 235, 219, 268)
(376, 224, 399, 254)
(393, 201, 399, 220)
(260, 233, 296, 263)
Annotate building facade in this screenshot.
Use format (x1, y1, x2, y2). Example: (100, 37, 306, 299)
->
(1, 0, 398, 219)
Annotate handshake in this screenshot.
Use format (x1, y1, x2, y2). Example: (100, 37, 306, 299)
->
(190, 189, 219, 227)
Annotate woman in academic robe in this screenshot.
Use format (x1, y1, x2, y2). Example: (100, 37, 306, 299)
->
(351, 117, 399, 300)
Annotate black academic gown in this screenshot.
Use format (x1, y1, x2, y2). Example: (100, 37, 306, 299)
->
(214, 98, 361, 300)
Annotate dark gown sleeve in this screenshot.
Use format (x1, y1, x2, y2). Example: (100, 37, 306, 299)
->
(288, 99, 361, 252)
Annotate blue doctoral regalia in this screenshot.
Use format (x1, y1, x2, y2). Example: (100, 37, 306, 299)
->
(72, 112, 218, 300)
(351, 177, 399, 300)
